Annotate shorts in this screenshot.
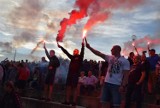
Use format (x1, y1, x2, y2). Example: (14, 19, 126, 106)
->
(100, 82, 121, 107)
(66, 75, 79, 88)
(45, 70, 56, 85)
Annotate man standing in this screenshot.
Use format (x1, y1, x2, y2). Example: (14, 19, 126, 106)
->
(43, 43, 60, 101)
(57, 40, 84, 106)
(125, 55, 146, 108)
(85, 38, 130, 108)
(147, 49, 160, 94)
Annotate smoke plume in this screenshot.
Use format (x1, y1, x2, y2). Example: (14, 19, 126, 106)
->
(56, 0, 144, 41)
(123, 35, 160, 56)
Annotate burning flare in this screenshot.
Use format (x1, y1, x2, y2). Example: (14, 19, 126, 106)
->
(147, 41, 151, 51)
(132, 42, 139, 55)
(31, 39, 45, 54)
(82, 29, 87, 39)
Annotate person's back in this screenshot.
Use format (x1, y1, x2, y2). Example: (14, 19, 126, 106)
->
(39, 57, 48, 76)
(18, 66, 30, 81)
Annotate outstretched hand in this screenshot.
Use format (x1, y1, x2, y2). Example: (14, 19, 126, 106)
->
(43, 42, 46, 49)
(85, 38, 90, 48)
(57, 41, 61, 48)
(82, 38, 85, 46)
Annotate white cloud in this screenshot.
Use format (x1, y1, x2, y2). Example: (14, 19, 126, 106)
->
(0, 0, 160, 61)
(0, 54, 4, 57)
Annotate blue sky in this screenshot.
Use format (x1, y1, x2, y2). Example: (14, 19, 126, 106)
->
(0, 0, 159, 62)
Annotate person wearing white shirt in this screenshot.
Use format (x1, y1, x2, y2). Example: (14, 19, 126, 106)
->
(77, 71, 86, 95)
(85, 38, 130, 108)
(85, 70, 98, 95)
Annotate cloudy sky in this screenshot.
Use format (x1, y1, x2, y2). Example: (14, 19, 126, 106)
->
(0, 0, 159, 62)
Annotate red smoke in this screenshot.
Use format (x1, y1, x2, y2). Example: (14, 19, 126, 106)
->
(123, 35, 160, 57)
(56, 0, 94, 41)
(84, 12, 111, 30)
(56, 0, 144, 41)
(83, 0, 144, 31)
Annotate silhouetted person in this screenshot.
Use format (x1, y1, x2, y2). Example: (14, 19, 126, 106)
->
(85, 38, 130, 108)
(1, 81, 22, 108)
(128, 52, 134, 67)
(57, 40, 84, 106)
(43, 42, 60, 101)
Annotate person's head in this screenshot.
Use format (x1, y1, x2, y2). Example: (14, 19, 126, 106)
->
(133, 55, 141, 65)
(111, 45, 121, 56)
(18, 62, 25, 68)
(25, 59, 28, 63)
(80, 71, 85, 77)
(50, 50, 55, 57)
(41, 57, 46, 61)
(149, 49, 156, 56)
(88, 70, 92, 77)
(73, 49, 79, 56)
(129, 52, 134, 58)
(141, 54, 146, 61)
(4, 81, 15, 92)
(142, 51, 147, 55)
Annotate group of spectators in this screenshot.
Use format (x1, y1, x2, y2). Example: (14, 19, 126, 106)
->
(126, 48, 160, 108)
(0, 39, 160, 108)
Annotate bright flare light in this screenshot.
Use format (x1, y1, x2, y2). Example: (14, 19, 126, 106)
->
(82, 30, 87, 39)
(132, 42, 139, 55)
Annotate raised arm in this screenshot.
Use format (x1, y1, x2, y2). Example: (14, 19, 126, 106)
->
(80, 39, 85, 59)
(85, 38, 106, 60)
(57, 41, 72, 59)
(44, 42, 50, 59)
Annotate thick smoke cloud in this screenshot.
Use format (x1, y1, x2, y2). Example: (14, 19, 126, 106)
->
(56, 0, 144, 41)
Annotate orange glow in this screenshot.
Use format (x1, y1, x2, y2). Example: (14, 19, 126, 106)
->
(121, 52, 124, 56)
(42, 40, 45, 43)
(82, 29, 87, 38)
(31, 39, 44, 54)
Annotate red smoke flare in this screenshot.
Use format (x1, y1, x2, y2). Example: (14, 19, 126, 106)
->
(57, 0, 144, 42)
(56, 0, 94, 42)
(31, 40, 44, 54)
(82, 29, 87, 39)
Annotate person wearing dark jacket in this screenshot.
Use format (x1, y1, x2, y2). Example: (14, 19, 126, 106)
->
(43, 42, 60, 101)
(1, 81, 22, 108)
(125, 55, 146, 108)
(57, 40, 84, 106)
(128, 52, 134, 67)
(141, 53, 150, 94)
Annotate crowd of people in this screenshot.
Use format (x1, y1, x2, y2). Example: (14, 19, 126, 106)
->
(0, 38, 160, 108)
